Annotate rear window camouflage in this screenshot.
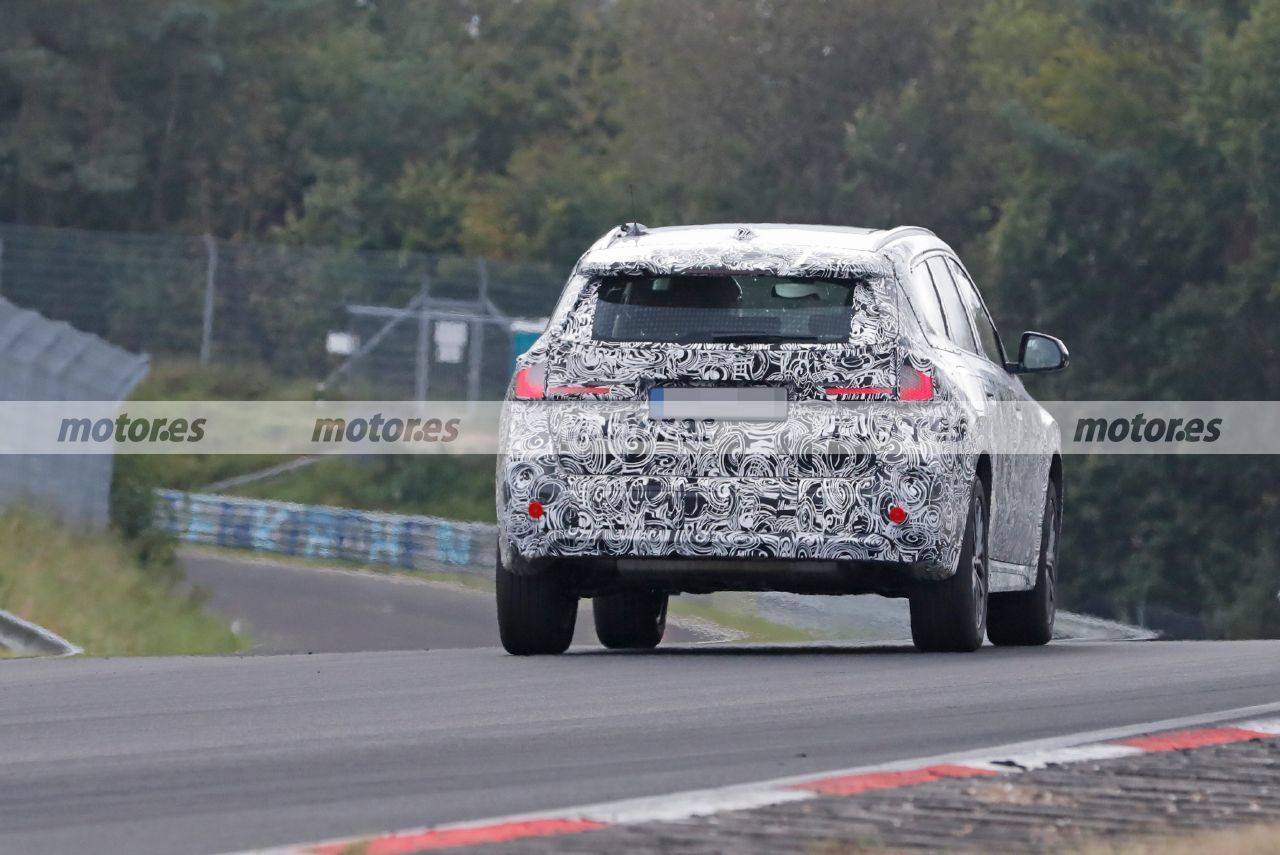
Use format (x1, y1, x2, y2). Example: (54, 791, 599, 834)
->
(590, 275, 867, 345)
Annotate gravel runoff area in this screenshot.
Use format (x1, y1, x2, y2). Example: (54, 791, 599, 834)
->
(462, 734, 1280, 854)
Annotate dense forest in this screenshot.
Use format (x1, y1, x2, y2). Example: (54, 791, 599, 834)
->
(1, 0, 1277, 637)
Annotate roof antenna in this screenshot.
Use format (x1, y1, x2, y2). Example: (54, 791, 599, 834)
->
(621, 184, 646, 237)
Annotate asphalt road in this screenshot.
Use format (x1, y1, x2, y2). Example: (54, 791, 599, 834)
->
(181, 553, 501, 652)
(180, 552, 698, 653)
(2, 640, 1279, 855)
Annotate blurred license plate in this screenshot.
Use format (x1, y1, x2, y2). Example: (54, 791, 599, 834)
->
(649, 387, 788, 421)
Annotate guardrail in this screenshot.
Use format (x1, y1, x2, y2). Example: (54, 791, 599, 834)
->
(0, 608, 82, 656)
(154, 490, 497, 574)
(0, 296, 149, 527)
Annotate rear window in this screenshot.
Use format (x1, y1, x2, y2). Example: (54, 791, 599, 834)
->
(590, 275, 863, 344)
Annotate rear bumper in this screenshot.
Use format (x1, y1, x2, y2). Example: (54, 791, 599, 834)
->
(497, 459, 971, 585)
(518, 552, 947, 596)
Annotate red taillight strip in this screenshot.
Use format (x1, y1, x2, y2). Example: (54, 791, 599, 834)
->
(825, 386, 892, 398)
(826, 366, 934, 401)
(548, 385, 611, 396)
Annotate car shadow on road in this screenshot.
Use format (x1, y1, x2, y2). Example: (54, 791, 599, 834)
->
(570, 642, 918, 656)
(566, 640, 1107, 657)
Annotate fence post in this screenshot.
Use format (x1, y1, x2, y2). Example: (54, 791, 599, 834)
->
(414, 264, 432, 401)
(467, 258, 488, 403)
(200, 234, 218, 365)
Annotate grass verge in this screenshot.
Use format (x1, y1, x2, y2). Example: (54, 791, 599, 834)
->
(0, 507, 245, 656)
(229, 456, 499, 522)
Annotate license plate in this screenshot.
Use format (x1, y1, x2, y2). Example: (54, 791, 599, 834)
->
(649, 387, 788, 421)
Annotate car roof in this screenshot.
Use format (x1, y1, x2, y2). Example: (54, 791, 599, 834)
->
(577, 222, 947, 279)
(586, 222, 939, 254)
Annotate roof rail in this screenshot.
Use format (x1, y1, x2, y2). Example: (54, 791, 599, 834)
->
(873, 225, 936, 250)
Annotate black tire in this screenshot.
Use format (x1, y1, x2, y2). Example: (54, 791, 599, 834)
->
(593, 589, 668, 650)
(988, 480, 1060, 647)
(910, 477, 989, 652)
(496, 553, 577, 656)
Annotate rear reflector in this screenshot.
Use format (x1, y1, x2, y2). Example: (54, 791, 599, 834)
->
(888, 504, 908, 525)
(528, 501, 545, 519)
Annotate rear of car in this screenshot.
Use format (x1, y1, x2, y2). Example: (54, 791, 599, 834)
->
(497, 226, 977, 647)
(496, 222, 1070, 656)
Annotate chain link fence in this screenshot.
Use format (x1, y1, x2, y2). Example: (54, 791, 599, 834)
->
(0, 296, 149, 526)
(0, 223, 561, 399)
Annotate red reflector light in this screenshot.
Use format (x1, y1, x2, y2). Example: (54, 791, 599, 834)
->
(888, 504, 908, 525)
(899, 366, 934, 401)
(513, 364, 546, 400)
(528, 501, 544, 519)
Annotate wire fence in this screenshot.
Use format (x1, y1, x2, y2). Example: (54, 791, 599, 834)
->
(0, 223, 562, 399)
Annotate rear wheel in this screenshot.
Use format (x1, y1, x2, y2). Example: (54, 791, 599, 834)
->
(988, 480, 1060, 646)
(593, 589, 668, 650)
(910, 477, 989, 653)
(496, 553, 577, 656)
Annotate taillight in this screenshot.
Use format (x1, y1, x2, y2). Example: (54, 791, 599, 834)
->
(514, 364, 610, 399)
(825, 363, 934, 401)
(513, 363, 545, 400)
(899, 364, 934, 401)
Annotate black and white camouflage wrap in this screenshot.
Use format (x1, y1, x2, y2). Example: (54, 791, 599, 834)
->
(497, 225, 1059, 591)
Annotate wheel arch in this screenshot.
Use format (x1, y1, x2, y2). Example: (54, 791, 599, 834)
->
(1048, 453, 1063, 499)
(974, 452, 993, 500)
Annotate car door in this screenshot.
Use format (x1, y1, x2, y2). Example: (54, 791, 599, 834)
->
(923, 256, 1025, 587)
(947, 258, 1045, 577)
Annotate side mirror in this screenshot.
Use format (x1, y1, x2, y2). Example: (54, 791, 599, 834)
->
(1008, 331, 1069, 374)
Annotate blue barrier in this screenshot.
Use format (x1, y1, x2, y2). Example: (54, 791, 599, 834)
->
(154, 490, 496, 575)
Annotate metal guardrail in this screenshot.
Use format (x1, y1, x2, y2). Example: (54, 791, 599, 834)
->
(154, 490, 497, 573)
(0, 608, 82, 656)
(0, 296, 149, 527)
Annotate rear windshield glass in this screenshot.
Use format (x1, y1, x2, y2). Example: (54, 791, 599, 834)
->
(590, 275, 861, 344)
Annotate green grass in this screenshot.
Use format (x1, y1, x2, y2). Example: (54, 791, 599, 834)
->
(118, 358, 500, 520)
(0, 507, 245, 656)
(230, 456, 499, 521)
(120, 358, 316, 494)
(668, 595, 821, 643)
(135, 358, 317, 402)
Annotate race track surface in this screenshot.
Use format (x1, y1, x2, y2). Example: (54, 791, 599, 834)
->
(1, 640, 1278, 854)
(180, 552, 699, 653)
(182, 553, 502, 652)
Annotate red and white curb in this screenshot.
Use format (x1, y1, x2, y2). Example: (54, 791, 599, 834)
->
(247, 703, 1280, 855)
